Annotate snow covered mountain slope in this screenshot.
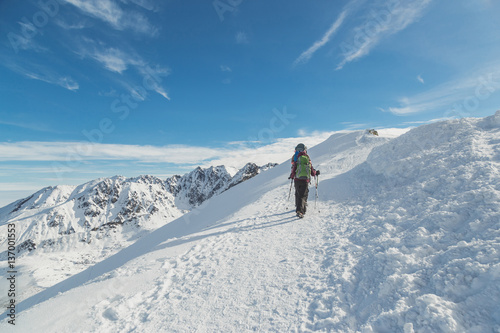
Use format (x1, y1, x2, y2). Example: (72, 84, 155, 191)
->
(1, 112, 499, 332)
(0, 163, 276, 306)
(166, 163, 277, 210)
(166, 165, 233, 210)
(314, 113, 500, 331)
(0, 175, 184, 304)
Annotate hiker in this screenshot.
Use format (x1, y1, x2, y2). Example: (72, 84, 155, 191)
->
(289, 144, 319, 218)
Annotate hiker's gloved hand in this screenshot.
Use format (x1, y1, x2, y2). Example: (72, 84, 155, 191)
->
(316, 170, 320, 175)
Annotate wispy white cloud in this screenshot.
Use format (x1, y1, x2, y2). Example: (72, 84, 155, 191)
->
(0, 130, 336, 169)
(6, 63, 79, 91)
(294, 10, 348, 67)
(297, 129, 308, 137)
(339, 122, 369, 130)
(136, 65, 171, 100)
(122, 0, 159, 11)
(417, 75, 425, 84)
(0, 142, 219, 164)
(402, 117, 454, 125)
(153, 87, 170, 100)
(61, 0, 158, 35)
(220, 65, 232, 72)
(55, 17, 91, 30)
(6, 36, 40, 53)
(118, 74, 170, 101)
(98, 88, 119, 97)
(0, 120, 54, 133)
(80, 46, 144, 73)
(58, 77, 80, 91)
(0, 182, 48, 192)
(236, 31, 249, 44)
(383, 62, 500, 115)
(27, 72, 79, 91)
(75, 40, 171, 100)
(62, 0, 121, 26)
(297, 129, 336, 137)
(336, 0, 432, 70)
(7, 21, 48, 53)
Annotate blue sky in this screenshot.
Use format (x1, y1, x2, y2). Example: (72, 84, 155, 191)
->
(1, 0, 500, 206)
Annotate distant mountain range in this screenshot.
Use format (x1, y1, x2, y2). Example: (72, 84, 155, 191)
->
(0, 162, 277, 258)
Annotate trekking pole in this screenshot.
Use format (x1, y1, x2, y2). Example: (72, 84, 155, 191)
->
(315, 175, 320, 212)
(286, 178, 293, 210)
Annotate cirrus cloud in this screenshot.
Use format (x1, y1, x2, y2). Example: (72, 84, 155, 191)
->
(61, 0, 158, 36)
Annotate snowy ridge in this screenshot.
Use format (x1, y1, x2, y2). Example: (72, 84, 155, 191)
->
(1, 112, 499, 332)
(313, 113, 500, 331)
(227, 162, 278, 190)
(1, 175, 182, 252)
(166, 165, 232, 210)
(0, 185, 75, 222)
(167, 163, 277, 210)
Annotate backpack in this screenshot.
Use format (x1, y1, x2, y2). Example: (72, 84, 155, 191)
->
(296, 154, 311, 180)
(292, 144, 307, 163)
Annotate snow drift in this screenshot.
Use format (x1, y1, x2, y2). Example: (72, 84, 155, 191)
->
(316, 112, 500, 331)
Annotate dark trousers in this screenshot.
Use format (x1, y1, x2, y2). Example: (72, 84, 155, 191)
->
(294, 180, 309, 214)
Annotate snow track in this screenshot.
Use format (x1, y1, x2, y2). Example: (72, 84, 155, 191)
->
(87, 187, 337, 332)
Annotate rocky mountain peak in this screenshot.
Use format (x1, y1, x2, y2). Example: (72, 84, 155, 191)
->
(1, 162, 277, 259)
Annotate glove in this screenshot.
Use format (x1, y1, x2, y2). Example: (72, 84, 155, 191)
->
(316, 170, 320, 176)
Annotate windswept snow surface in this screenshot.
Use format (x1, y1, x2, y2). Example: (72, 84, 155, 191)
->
(2, 112, 500, 332)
